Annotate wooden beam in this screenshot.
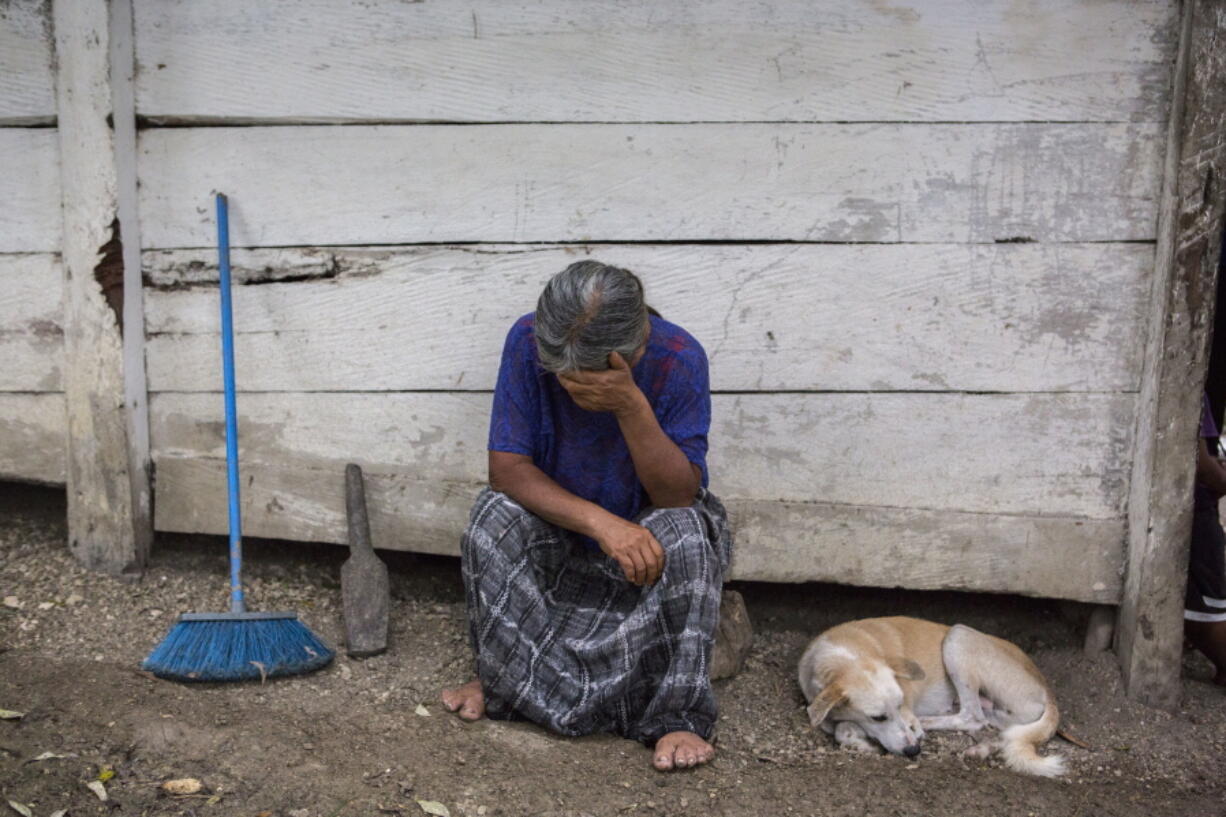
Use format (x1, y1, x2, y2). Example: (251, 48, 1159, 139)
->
(131, 0, 1175, 124)
(110, 0, 153, 574)
(1118, 0, 1226, 708)
(0, 393, 65, 484)
(52, 0, 150, 575)
(141, 243, 1152, 394)
(136, 122, 1163, 248)
(0, 0, 55, 124)
(0, 254, 62, 392)
(0, 130, 61, 252)
(148, 391, 1133, 520)
(151, 456, 1124, 603)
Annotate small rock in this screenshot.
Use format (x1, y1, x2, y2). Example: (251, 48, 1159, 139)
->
(65, 593, 84, 606)
(3, 596, 20, 609)
(288, 810, 311, 817)
(711, 590, 753, 681)
(37, 602, 54, 611)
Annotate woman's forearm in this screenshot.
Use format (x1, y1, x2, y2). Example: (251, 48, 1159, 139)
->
(615, 392, 701, 508)
(489, 453, 615, 538)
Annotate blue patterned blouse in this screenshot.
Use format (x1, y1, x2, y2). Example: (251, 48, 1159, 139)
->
(488, 312, 711, 533)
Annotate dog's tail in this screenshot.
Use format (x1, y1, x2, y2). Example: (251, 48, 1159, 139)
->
(1000, 695, 1065, 777)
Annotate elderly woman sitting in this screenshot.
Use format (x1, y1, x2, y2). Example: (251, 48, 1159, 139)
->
(441, 260, 732, 771)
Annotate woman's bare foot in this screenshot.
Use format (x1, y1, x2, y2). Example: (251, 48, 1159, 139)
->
(652, 731, 715, 771)
(441, 679, 486, 720)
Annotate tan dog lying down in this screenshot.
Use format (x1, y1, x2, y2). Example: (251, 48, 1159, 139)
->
(798, 616, 1064, 777)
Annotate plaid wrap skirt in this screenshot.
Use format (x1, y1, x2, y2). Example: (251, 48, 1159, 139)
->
(460, 487, 733, 744)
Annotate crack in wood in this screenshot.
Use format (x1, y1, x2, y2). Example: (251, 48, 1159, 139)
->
(94, 218, 124, 334)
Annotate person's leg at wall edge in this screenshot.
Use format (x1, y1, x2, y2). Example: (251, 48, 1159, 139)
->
(1184, 505, 1226, 686)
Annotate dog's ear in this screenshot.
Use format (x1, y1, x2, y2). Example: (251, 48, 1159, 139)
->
(806, 682, 845, 727)
(887, 657, 925, 682)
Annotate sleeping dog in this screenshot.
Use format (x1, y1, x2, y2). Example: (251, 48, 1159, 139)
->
(797, 616, 1064, 777)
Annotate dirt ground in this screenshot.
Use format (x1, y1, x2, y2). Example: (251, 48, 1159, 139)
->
(2, 484, 1224, 817)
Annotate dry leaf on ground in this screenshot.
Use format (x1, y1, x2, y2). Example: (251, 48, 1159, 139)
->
(162, 777, 203, 795)
(29, 751, 75, 762)
(416, 799, 450, 817)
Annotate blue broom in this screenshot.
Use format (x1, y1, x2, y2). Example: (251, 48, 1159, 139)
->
(142, 193, 334, 682)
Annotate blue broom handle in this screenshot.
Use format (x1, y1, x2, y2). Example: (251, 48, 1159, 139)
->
(217, 193, 245, 614)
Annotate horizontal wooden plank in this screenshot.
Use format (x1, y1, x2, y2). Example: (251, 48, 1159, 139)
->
(150, 456, 1123, 602)
(730, 499, 1123, 602)
(0, 393, 65, 484)
(137, 123, 1163, 248)
(133, 0, 1176, 123)
(0, 130, 61, 252)
(143, 243, 1151, 393)
(0, 253, 62, 391)
(149, 391, 1132, 519)
(0, 0, 55, 122)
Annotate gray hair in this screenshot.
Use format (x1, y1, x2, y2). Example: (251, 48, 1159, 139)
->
(535, 260, 650, 373)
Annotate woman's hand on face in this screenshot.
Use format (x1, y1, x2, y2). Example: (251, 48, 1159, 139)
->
(557, 352, 645, 417)
(594, 515, 665, 586)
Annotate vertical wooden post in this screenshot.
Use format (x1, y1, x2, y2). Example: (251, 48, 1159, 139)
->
(53, 0, 151, 576)
(1118, 0, 1226, 708)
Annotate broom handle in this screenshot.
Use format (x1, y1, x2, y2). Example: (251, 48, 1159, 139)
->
(217, 193, 245, 614)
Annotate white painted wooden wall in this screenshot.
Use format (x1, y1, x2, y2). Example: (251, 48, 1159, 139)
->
(0, 0, 64, 485)
(2, 0, 1180, 602)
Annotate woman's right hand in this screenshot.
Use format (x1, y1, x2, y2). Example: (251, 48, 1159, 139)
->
(595, 515, 665, 586)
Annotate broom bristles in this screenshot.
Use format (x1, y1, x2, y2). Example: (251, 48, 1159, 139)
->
(142, 616, 334, 682)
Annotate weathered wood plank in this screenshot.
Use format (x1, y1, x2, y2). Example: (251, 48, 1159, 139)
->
(149, 391, 1133, 519)
(0, 0, 55, 122)
(0, 129, 61, 252)
(0, 393, 65, 484)
(132, 0, 1176, 124)
(137, 123, 1163, 248)
(143, 243, 1151, 394)
(54, 0, 149, 575)
(731, 500, 1123, 602)
(150, 455, 1124, 603)
(1118, 0, 1226, 709)
(111, 0, 155, 571)
(0, 254, 62, 391)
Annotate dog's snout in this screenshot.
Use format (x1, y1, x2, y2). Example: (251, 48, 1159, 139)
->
(902, 743, 922, 758)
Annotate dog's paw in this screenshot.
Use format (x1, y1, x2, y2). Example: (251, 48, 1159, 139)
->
(833, 722, 877, 753)
(963, 740, 997, 760)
